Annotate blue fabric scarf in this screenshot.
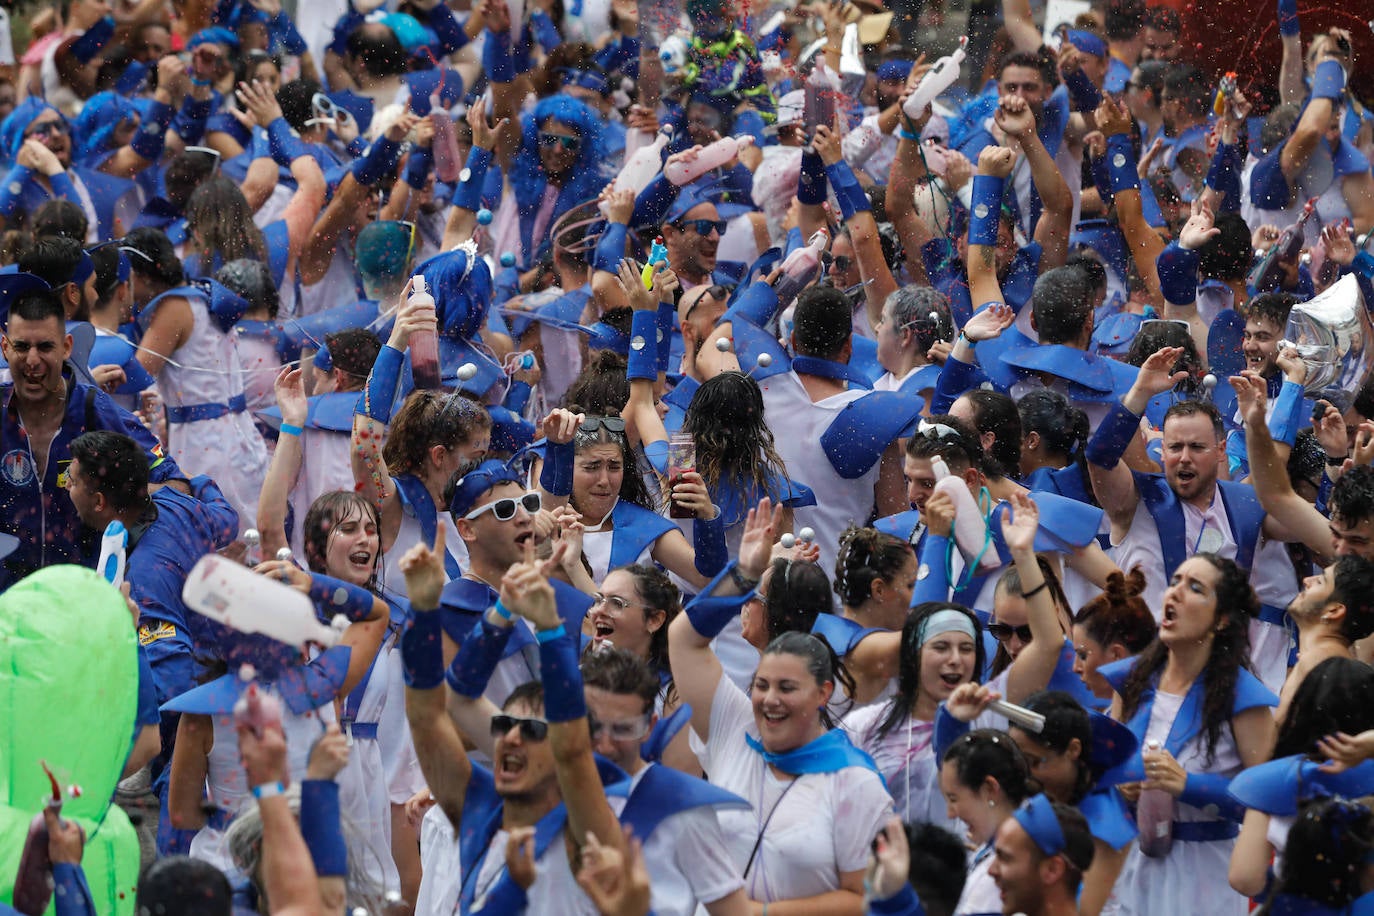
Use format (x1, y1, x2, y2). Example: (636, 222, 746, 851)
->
(744, 729, 883, 782)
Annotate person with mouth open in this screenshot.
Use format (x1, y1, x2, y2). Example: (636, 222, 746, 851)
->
(988, 794, 1098, 916)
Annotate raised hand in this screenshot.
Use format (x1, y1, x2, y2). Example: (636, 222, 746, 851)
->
(385, 277, 436, 351)
(1000, 491, 1040, 555)
(1312, 400, 1349, 459)
(994, 94, 1036, 140)
(499, 536, 563, 630)
(867, 817, 911, 901)
(1317, 730, 1374, 773)
(1093, 96, 1132, 138)
(1321, 221, 1357, 266)
(614, 258, 658, 310)
(946, 682, 999, 722)
(962, 303, 1015, 341)
(1228, 370, 1269, 429)
(236, 79, 284, 128)
(1275, 343, 1307, 385)
(386, 110, 421, 143)
(398, 524, 448, 612)
(600, 186, 635, 225)
(1178, 198, 1220, 251)
(1132, 346, 1191, 400)
(468, 103, 510, 152)
(576, 829, 651, 916)
(922, 488, 955, 537)
(541, 407, 584, 445)
(274, 366, 308, 428)
(738, 497, 785, 581)
(812, 124, 843, 166)
(976, 144, 1015, 179)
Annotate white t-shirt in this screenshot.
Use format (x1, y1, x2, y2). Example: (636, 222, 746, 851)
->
(695, 675, 893, 903)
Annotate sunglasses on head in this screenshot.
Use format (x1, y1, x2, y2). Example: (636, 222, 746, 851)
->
(538, 131, 581, 151)
(588, 712, 653, 742)
(464, 490, 542, 521)
(988, 622, 1034, 643)
(675, 218, 727, 237)
(684, 284, 732, 319)
(490, 714, 549, 741)
(580, 416, 627, 435)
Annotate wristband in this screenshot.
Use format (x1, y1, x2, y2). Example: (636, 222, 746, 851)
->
(0, 165, 34, 219)
(272, 11, 309, 56)
(968, 175, 1005, 247)
(897, 125, 921, 141)
(728, 564, 759, 591)
(1353, 251, 1374, 282)
(528, 9, 561, 50)
(1312, 60, 1347, 101)
(539, 440, 575, 496)
(825, 160, 871, 222)
(116, 59, 150, 95)
(1267, 379, 1306, 447)
(306, 572, 375, 622)
(482, 28, 516, 83)
(797, 149, 827, 205)
(626, 310, 660, 380)
(656, 302, 674, 373)
(1156, 241, 1201, 305)
(299, 780, 347, 877)
(1326, 453, 1350, 467)
(1204, 141, 1241, 201)
(686, 591, 747, 639)
(452, 145, 493, 212)
(505, 379, 532, 415)
(445, 615, 514, 697)
(130, 100, 173, 161)
(346, 136, 368, 158)
(404, 146, 434, 189)
(266, 117, 311, 169)
(357, 345, 404, 422)
(69, 15, 115, 64)
(1104, 133, 1139, 195)
(351, 136, 402, 186)
(536, 626, 587, 721)
(1277, 0, 1299, 35)
(279, 423, 304, 437)
(591, 219, 629, 274)
(1086, 401, 1143, 469)
(47, 171, 78, 204)
(427, 2, 470, 54)
(1062, 66, 1104, 113)
(172, 94, 213, 144)
(511, 22, 534, 75)
(692, 511, 728, 577)
(251, 781, 287, 800)
(492, 599, 513, 620)
(400, 610, 445, 689)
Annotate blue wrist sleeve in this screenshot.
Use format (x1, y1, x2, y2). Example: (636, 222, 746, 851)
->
(684, 564, 748, 638)
(400, 611, 444, 689)
(69, 16, 115, 63)
(404, 145, 435, 188)
(1312, 61, 1346, 101)
(1062, 66, 1104, 112)
(656, 302, 674, 372)
(428, 3, 470, 54)
(1104, 133, 1139, 195)
(529, 9, 561, 50)
(912, 534, 952, 606)
(0, 165, 34, 218)
(299, 780, 347, 877)
(798, 149, 827, 205)
(267, 117, 311, 168)
(351, 136, 402, 186)
(932, 702, 972, 766)
(592, 219, 629, 274)
(329, 9, 366, 55)
(1156, 241, 1201, 306)
(693, 512, 728, 577)
(272, 12, 309, 55)
(130, 100, 174, 161)
(1354, 251, 1374, 282)
(1180, 771, 1246, 821)
(505, 379, 532, 414)
(1267, 380, 1306, 447)
(626, 310, 659, 380)
(1205, 142, 1242, 211)
(539, 440, 575, 496)
(445, 616, 514, 698)
(115, 60, 149, 95)
(452, 145, 493, 212)
(631, 172, 679, 228)
(723, 280, 780, 328)
(357, 345, 405, 422)
(1277, 0, 1299, 35)
(48, 171, 79, 203)
(346, 136, 368, 158)
(51, 863, 96, 916)
(825, 159, 870, 221)
(482, 28, 516, 83)
(930, 352, 982, 414)
(537, 630, 587, 722)
(1086, 402, 1142, 469)
(869, 883, 925, 916)
(968, 175, 1005, 247)
(171, 94, 213, 144)
(306, 573, 376, 622)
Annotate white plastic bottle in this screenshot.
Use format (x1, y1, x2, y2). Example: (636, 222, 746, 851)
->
(930, 455, 997, 573)
(663, 135, 755, 186)
(97, 520, 127, 587)
(408, 276, 441, 390)
(904, 36, 968, 121)
(772, 230, 829, 307)
(601, 127, 671, 216)
(1136, 738, 1177, 858)
(182, 555, 342, 648)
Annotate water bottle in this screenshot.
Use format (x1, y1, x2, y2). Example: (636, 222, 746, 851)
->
(904, 36, 968, 121)
(408, 275, 441, 390)
(1137, 739, 1177, 858)
(97, 520, 127, 588)
(667, 432, 697, 519)
(430, 103, 463, 183)
(772, 230, 829, 307)
(930, 455, 998, 574)
(663, 135, 755, 186)
(602, 126, 671, 214)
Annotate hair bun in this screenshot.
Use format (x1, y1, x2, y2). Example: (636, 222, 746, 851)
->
(1104, 566, 1147, 600)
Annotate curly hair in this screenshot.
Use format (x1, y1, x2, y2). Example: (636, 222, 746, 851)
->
(1074, 567, 1157, 655)
(682, 371, 791, 526)
(185, 175, 268, 267)
(381, 390, 492, 477)
(1117, 554, 1256, 766)
(833, 525, 913, 608)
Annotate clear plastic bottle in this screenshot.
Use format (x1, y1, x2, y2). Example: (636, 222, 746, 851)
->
(772, 230, 829, 307)
(1137, 738, 1177, 858)
(408, 275, 441, 389)
(803, 59, 840, 133)
(663, 135, 754, 186)
(904, 36, 968, 120)
(431, 103, 463, 183)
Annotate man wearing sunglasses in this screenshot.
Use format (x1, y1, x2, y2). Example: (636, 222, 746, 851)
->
(401, 526, 626, 916)
(661, 188, 726, 288)
(581, 648, 752, 916)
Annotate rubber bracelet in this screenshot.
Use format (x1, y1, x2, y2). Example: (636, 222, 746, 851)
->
(251, 781, 287, 800)
(1062, 66, 1103, 113)
(130, 100, 174, 161)
(1104, 133, 1139, 195)
(536, 627, 587, 721)
(626, 310, 660, 381)
(1086, 401, 1143, 469)
(306, 572, 375, 622)
(299, 780, 347, 877)
(357, 345, 404, 422)
(351, 136, 402, 186)
(968, 175, 1004, 247)
(492, 599, 513, 620)
(825, 160, 871, 221)
(897, 125, 921, 141)
(445, 616, 514, 697)
(797, 149, 828, 205)
(482, 28, 516, 83)
(539, 439, 575, 496)
(400, 610, 445, 689)
(452, 145, 493, 212)
(189, 75, 212, 87)
(1312, 60, 1346, 101)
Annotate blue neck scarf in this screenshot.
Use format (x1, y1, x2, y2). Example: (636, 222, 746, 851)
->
(744, 728, 883, 782)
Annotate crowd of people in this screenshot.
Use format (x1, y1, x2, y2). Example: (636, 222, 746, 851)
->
(1, 0, 1373, 912)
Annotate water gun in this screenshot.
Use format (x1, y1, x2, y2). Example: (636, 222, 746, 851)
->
(643, 236, 669, 289)
(1213, 72, 1238, 117)
(97, 520, 127, 588)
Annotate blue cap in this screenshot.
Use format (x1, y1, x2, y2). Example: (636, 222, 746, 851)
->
(187, 26, 240, 50)
(382, 13, 432, 52)
(1229, 755, 1374, 817)
(1091, 311, 1142, 356)
(448, 458, 524, 517)
(587, 320, 630, 355)
(665, 179, 729, 225)
(875, 59, 914, 81)
(558, 67, 611, 96)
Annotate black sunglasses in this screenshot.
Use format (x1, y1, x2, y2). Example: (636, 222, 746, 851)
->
(832, 255, 853, 272)
(675, 218, 727, 236)
(580, 416, 627, 434)
(988, 622, 1034, 643)
(25, 120, 68, 139)
(538, 131, 581, 151)
(490, 714, 550, 742)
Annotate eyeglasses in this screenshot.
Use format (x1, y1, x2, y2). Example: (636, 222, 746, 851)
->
(24, 120, 67, 139)
(675, 219, 727, 237)
(579, 416, 627, 435)
(464, 491, 542, 521)
(588, 711, 652, 742)
(592, 593, 649, 613)
(539, 131, 581, 151)
(988, 622, 1034, 643)
(490, 714, 550, 742)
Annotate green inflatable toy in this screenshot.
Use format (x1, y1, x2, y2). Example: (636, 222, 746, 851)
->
(0, 566, 141, 914)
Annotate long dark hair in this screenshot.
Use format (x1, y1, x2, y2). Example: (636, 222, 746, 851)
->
(302, 490, 382, 591)
(958, 389, 1021, 481)
(1257, 798, 1374, 912)
(834, 525, 913, 609)
(382, 391, 491, 477)
(1272, 657, 1374, 760)
(876, 602, 985, 741)
(571, 417, 653, 511)
(758, 631, 848, 729)
(1117, 554, 1255, 765)
(757, 559, 856, 706)
(682, 371, 791, 524)
(612, 563, 680, 706)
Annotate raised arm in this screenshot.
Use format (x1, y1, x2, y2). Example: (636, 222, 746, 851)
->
(1002, 0, 1043, 54)
(997, 95, 1072, 269)
(967, 145, 1016, 309)
(444, 105, 510, 250)
(1094, 98, 1165, 310)
(814, 124, 897, 322)
(1276, 0, 1304, 104)
(885, 109, 936, 285)
(1000, 495, 1067, 702)
(1281, 59, 1345, 184)
(257, 367, 309, 558)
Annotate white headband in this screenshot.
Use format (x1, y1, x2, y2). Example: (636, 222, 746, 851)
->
(917, 609, 978, 647)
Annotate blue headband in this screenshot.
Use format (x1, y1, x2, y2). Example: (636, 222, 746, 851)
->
(1013, 794, 1066, 857)
(876, 60, 914, 81)
(1065, 29, 1107, 57)
(559, 67, 611, 96)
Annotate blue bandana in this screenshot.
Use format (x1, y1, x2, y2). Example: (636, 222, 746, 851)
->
(744, 728, 884, 780)
(1012, 794, 1066, 856)
(447, 458, 523, 517)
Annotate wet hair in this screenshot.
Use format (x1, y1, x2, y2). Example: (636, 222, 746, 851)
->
(1104, 0, 1145, 40)
(91, 243, 124, 305)
(323, 328, 383, 381)
(1143, 5, 1179, 33)
(906, 414, 985, 474)
(1272, 656, 1374, 759)
(762, 557, 835, 641)
(571, 415, 653, 511)
(989, 557, 1070, 677)
(1331, 465, 1374, 527)
(1331, 555, 1374, 642)
(1125, 320, 1204, 401)
(382, 390, 491, 477)
(878, 602, 986, 740)
(164, 150, 218, 210)
(1065, 252, 1107, 301)
(186, 175, 268, 265)
(682, 371, 791, 525)
(611, 563, 680, 683)
(941, 727, 1037, 805)
(759, 630, 845, 727)
(580, 645, 660, 715)
(1117, 553, 1256, 765)
(1245, 291, 1297, 331)
(957, 389, 1021, 480)
(123, 227, 186, 287)
(1261, 798, 1374, 912)
(1030, 266, 1093, 346)
(1015, 691, 1095, 802)
(18, 235, 84, 288)
(834, 525, 913, 608)
(1074, 567, 1157, 654)
(301, 490, 381, 589)
(1162, 399, 1224, 440)
(276, 78, 322, 134)
(345, 22, 407, 78)
(135, 856, 233, 916)
(1130, 59, 1169, 106)
(562, 350, 630, 415)
(906, 822, 968, 916)
(30, 199, 87, 242)
(504, 680, 546, 713)
(1161, 63, 1209, 118)
(69, 430, 149, 513)
(885, 285, 954, 358)
(216, 259, 278, 317)
(1197, 212, 1253, 281)
(998, 49, 1056, 87)
(1017, 388, 1089, 464)
(792, 286, 852, 360)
